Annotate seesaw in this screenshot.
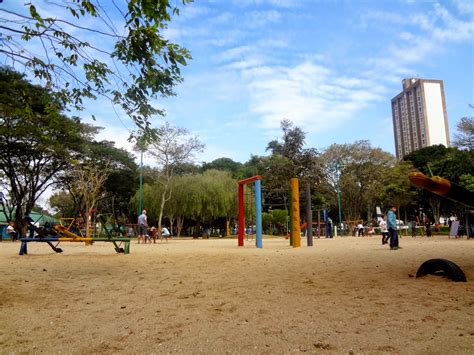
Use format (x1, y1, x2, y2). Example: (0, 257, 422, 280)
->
(19, 216, 131, 255)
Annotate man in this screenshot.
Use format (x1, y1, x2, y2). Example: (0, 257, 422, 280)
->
(137, 210, 148, 244)
(387, 206, 399, 250)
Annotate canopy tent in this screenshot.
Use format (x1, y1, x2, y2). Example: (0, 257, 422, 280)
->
(0, 210, 59, 225)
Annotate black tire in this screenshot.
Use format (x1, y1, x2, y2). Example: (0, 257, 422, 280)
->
(416, 258, 467, 282)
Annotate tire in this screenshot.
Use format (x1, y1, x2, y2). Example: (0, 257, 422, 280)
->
(416, 258, 467, 282)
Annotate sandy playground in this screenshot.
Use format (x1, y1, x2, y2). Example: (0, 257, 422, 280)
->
(0, 235, 473, 354)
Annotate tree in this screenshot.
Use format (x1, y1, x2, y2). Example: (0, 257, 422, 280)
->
(69, 161, 112, 237)
(380, 161, 418, 221)
(264, 120, 321, 215)
(49, 190, 76, 218)
(0, 0, 192, 130)
(266, 119, 320, 183)
(146, 122, 204, 232)
(320, 141, 395, 222)
(452, 116, 473, 151)
(0, 68, 95, 233)
(201, 158, 243, 178)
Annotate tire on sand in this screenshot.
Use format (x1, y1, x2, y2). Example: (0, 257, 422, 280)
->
(416, 258, 467, 282)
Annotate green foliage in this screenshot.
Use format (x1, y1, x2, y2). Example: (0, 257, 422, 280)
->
(271, 209, 288, 227)
(49, 190, 76, 217)
(1, 1, 192, 130)
(0, 68, 95, 229)
(459, 174, 474, 192)
(320, 140, 395, 221)
(201, 158, 243, 178)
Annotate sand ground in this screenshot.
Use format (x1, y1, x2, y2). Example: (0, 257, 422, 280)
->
(0, 235, 473, 354)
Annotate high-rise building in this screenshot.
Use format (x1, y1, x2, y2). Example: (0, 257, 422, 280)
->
(391, 78, 450, 159)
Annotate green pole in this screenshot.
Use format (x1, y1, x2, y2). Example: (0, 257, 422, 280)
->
(289, 185, 293, 246)
(336, 163, 342, 235)
(138, 150, 143, 216)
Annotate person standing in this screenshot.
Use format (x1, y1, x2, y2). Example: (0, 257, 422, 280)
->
(387, 206, 399, 250)
(6, 222, 16, 241)
(137, 210, 148, 244)
(424, 216, 432, 237)
(380, 215, 389, 245)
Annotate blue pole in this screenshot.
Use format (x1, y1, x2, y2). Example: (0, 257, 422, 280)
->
(255, 180, 262, 248)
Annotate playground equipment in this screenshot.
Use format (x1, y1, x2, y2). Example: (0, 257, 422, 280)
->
(19, 214, 131, 255)
(289, 178, 301, 248)
(408, 172, 474, 208)
(238, 176, 262, 248)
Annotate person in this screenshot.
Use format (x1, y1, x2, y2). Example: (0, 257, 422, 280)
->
(161, 225, 170, 242)
(357, 222, 364, 237)
(137, 210, 148, 244)
(7, 222, 16, 241)
(380, 215, 389, 245)
(410, 217, 417, 238)
(424, 216, 432, 237)
(387, 206, 399, 250)
(150, 226, 157, 243)
(328, 217, 333, 238)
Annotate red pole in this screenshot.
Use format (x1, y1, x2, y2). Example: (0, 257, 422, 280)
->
(238, 183, 244, 246)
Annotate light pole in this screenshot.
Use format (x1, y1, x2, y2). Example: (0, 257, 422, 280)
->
(138, 149, 143, 216)
(335, 162, 342, 230)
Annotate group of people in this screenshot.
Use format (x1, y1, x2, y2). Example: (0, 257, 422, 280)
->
(136, 209, 170, 244)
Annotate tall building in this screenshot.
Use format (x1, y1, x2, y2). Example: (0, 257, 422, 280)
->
(391, 78, 450, 159)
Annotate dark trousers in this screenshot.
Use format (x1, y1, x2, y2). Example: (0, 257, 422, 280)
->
(382, 232, 390, 244)
(388, 227, 398, 248)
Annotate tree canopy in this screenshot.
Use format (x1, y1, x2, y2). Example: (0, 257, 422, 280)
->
(0, 67, 96, 229)
(0, 0, 192, 130)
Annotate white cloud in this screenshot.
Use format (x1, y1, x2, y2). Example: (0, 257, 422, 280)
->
(244, 10, 282, 28)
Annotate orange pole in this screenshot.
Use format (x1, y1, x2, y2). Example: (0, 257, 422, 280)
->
(291, 178, 301, 248)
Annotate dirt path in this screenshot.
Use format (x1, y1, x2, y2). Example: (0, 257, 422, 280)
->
(1, 235, 473, 354)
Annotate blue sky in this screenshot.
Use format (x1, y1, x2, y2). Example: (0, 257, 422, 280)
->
(3, 0, 474, 165)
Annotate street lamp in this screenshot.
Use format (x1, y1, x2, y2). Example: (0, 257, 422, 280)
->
(138, 149, 143, 216)
(335, 162, 342, 229)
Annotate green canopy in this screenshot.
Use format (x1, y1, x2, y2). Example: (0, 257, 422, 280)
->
(0, 210, 59, 225)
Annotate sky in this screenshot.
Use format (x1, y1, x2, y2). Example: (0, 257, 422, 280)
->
(2, 0, 474, 167)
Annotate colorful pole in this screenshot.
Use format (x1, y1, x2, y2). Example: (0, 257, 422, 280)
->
(238, 175, 263, 248)
(290, 178, 301, 248)
(305, 183, 313, 246)
(255, 179, 262, 248)
(238, 183, 244, 247)
(288, 187, 293, 245)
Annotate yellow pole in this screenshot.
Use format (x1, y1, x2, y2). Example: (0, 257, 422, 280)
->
(291, 178, 301, 248)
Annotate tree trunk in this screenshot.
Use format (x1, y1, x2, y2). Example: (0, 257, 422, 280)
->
(226, 218, 230, 237)
(176, 215, 184, 238)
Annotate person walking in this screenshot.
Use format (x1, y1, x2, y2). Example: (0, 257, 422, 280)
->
(387, 206, 399, 250)
(137, 210, 148, 244)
